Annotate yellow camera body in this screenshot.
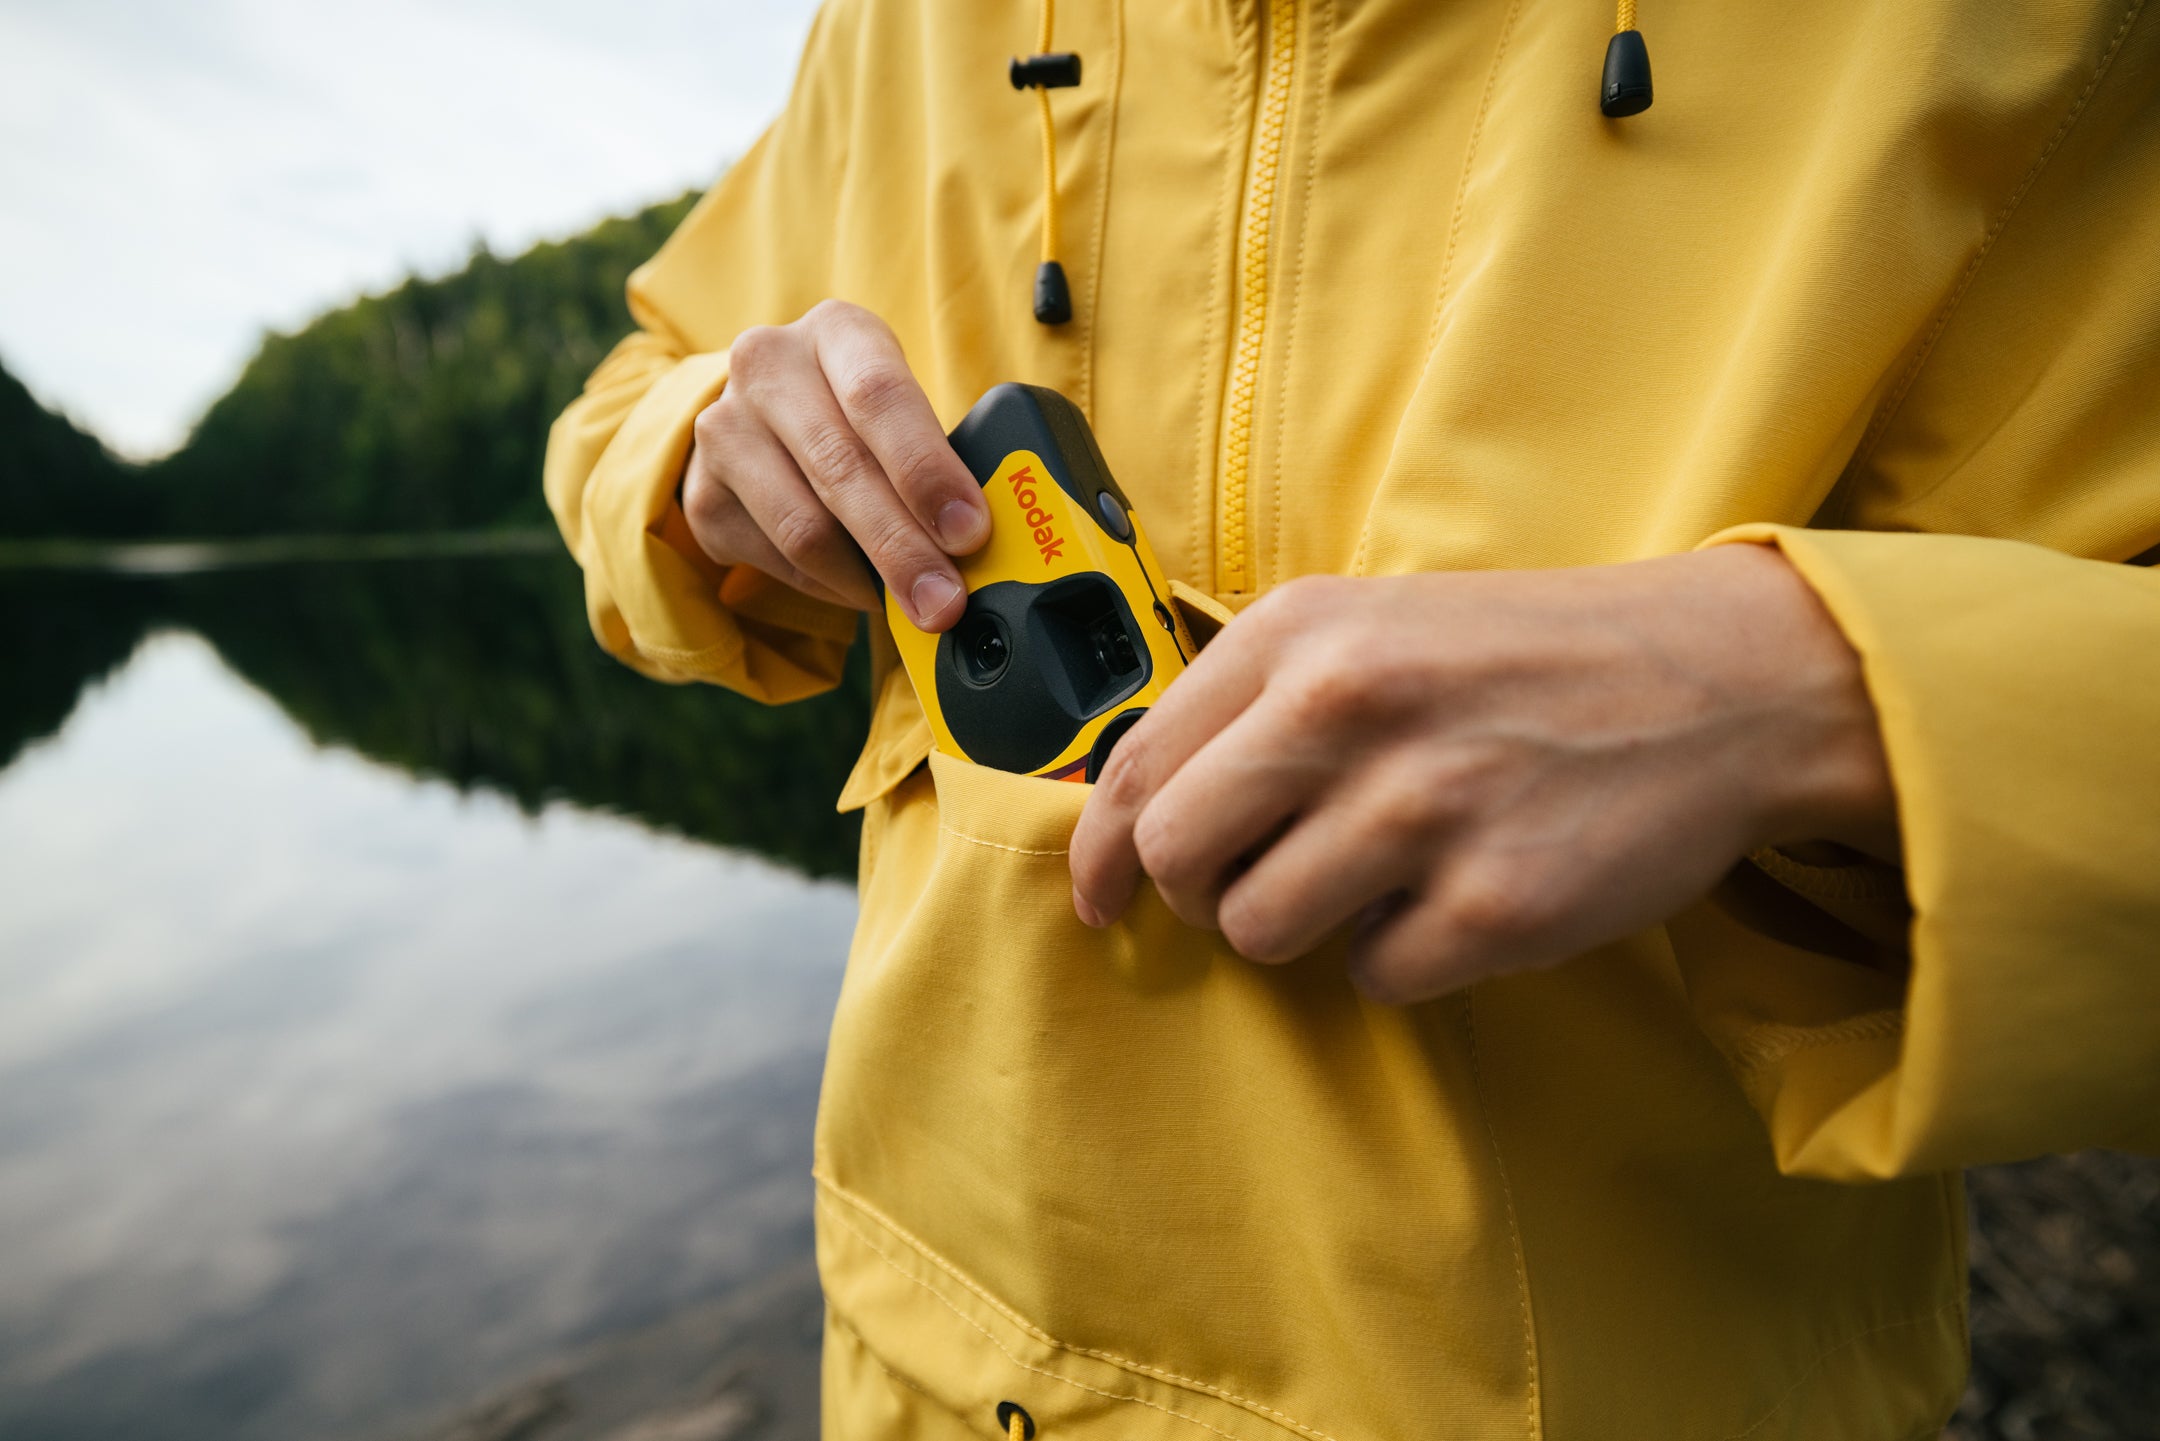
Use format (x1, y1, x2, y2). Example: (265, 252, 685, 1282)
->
(886, 384, 1195, 782)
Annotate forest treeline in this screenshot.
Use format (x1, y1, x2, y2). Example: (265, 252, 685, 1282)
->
(0, 555, 869, 878)
(0, 189, 700, 539)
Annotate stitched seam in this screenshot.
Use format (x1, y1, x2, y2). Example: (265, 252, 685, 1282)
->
(938, 826, 1069, 857)
(822, 1193, 1304, 1441)
(828, 1308, 939, 1404)
(1726, 1012, 1905, 1073)
(1269, 0, 1331, 593)
(1845, 0, 2145, 483)
(1426, 0, 1520, 356)
(1076, 0, 1124, 420)
(1467, 988, 1542, 1440)
(1720, 1295, 1965, 1440)
(817, 1176, 1344, 1441)
(1353, 0, 1521, 578)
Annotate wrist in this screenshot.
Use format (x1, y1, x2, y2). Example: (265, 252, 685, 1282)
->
(1710, 543, 1900, 862)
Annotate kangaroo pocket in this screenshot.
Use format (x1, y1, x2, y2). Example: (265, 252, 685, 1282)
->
(813, 752, 1533, 1440)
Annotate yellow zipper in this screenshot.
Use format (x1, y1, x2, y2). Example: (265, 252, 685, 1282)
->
(1216, 0, 1299, 597)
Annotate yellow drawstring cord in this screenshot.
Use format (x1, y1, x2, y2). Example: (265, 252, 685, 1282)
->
(1035, 105, 1060, 269)
(1010, 0, 1076, 323)
(1035, 0, 1060, 268)
(1009, 1408, 1029, 1441)
(1601, 0, 1652, 116)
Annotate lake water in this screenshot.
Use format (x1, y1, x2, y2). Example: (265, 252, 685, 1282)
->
(3, 553, 2153, 1441)
(0, 554, 869, 1441)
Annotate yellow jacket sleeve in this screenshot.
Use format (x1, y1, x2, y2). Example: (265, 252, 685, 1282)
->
(1698, 527, 2160, 1180)
(541, 0, 863, 702)
(1687, 65, 2160, 1181)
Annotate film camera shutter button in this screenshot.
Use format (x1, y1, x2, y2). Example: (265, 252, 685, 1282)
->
(1095, 490, 1134, 542)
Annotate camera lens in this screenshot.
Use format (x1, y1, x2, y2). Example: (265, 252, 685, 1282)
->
(957, 613, 1010, 685)
(974, 625, 1009, 676)
(1089, 617, 1139, 677)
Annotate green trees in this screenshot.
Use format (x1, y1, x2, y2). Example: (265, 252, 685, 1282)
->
(0, 190, 702, 540)
(0, 557, 870, 877)
(0, 362, 152, 537)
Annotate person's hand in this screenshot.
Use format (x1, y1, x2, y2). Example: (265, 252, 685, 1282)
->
(682, 300, 987, 631)
(1067, 545, 1898, 1003)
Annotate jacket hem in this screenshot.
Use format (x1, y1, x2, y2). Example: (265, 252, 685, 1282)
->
(814, 1174, 1344, 1441)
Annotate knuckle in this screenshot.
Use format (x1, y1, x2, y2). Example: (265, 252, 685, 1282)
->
(681, 470, 734, 532)
(834, 359, 911, 422)
(857, 509, 930, 573)
(798, 420, 878, 494)
(691, 400, 725, 448)
(885, 435, 959, 502)
(1367, 784, 1440, 846)
(1444, 864, 1541, 946)
(1131, 812, 1199, 892)
(1278, 665, 1366, 733)
(692, 396, 751, 457)
(1093, 736, 1154, 812)
(728, 324, 783, 378)
(1252, 573, 1338, 629)
(1217, 891, 1289, 963)
(804, 297, 865, 332)
(769, 503, 843, 564)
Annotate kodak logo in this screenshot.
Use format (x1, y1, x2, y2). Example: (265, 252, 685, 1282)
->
(1006, 465, 1065, 563)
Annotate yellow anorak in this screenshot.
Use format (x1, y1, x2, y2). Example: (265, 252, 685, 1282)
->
(545, 1, 2160, 1435)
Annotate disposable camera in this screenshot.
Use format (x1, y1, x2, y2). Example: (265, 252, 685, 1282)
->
(886, 384, 1196, 782)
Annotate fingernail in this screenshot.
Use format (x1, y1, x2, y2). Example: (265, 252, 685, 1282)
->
(910, 572, 961, 625)
(936, 497, 988, 550)
(1073, 887, 1104, 928)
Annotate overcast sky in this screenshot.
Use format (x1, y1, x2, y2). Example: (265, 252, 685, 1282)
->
(0, 0, 820, 459)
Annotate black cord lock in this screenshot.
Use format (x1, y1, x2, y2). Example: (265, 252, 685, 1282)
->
(1600, 30, 1653, 117)
(1010, 53, 1082, 89)
(1032, 261, 1073, 326)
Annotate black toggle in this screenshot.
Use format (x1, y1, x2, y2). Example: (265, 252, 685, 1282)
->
(1033, 260, 1073, 326)
(1009, 52, 1083, 89)
(1600, 30, 1653, 117)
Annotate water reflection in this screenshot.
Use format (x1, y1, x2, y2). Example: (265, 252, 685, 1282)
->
(1, 554, 872, 879)
(0, 556, 868, 1440)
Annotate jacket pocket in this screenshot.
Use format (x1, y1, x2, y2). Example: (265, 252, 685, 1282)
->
(813, 751, 1534, 1441)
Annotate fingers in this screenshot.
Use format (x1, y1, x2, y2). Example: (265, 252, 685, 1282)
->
(1068, 631, 1272, 927)
(1123, 696, 1332, 933)
(731, 321, 966, 629)
(1216, 783, 1434, 964)
(808, 303, 989, 555)
(1347, 857, 1561, 1005)
(685, 409, 874, 608)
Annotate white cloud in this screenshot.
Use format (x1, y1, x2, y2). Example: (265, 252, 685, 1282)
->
(0, 0, 820, 458)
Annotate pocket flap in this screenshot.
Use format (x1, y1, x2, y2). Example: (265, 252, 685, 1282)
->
(836, 662, 933, 813)
(1168, 579, 1236, 651)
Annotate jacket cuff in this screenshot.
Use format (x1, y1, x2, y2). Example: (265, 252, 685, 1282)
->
(574, 351, 854, 701)
(1688, 524, 2160, 1178)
